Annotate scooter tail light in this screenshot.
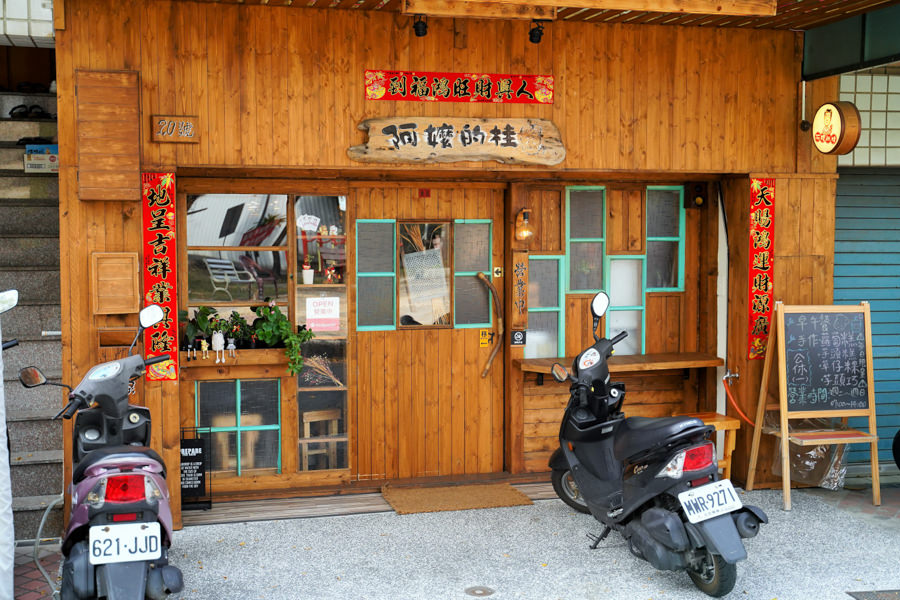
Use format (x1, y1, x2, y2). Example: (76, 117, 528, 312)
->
(656, 451, 686, 479)
(683, 442, 715, 472)
(104, 474, 147, 503)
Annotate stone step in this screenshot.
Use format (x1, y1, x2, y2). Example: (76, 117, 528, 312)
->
(0, 173, 58, 199)
(2, 376, 65, 413)
(0, 303, 60, 339)
(0, 119, 57, 143)
(0, 146, 26, 170)
(0, 201, 58, 235)
(0, 267, 61, 304)
(10, 450, 63, 497)
(12, 494, 64, 542)
(1, 339, 61, 381)
(7, 408, 62, 452)
(0, 235, 59, 268)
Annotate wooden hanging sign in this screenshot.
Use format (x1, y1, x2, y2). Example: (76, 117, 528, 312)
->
(347, 117, 565, 166)
(151, 115, 200, 143)
(746, 302, 880, 510)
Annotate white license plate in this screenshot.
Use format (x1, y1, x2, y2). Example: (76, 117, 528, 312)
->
(678, 479, 743, 524)
(89, 522, 162, 565)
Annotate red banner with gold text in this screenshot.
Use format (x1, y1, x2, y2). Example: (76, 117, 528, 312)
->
(365, 69, 554, 104)
(748, 178, 775, 360)
(141, 173, 178, 380)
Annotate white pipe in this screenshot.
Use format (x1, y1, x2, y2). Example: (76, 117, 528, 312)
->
(0, 317, 14, 600)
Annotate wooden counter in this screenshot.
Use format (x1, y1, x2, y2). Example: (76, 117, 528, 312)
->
(509, 353, 724, 474)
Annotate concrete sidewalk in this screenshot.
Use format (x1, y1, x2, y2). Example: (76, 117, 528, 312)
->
(15, 484, 900, 599)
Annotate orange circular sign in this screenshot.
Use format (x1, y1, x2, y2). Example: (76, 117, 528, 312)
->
(812, 101, 861, 155)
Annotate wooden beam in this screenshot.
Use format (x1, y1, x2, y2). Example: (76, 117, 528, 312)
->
(405, 0, 776, 18)
(402, 0, 557, 20)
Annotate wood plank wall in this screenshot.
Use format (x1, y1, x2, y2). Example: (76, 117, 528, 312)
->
(56, 0, 805, 175)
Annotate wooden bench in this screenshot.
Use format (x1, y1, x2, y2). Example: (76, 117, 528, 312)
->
(203, 257, 255, 301)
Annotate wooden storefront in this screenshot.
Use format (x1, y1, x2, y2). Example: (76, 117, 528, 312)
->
(54, 0, 842, 527)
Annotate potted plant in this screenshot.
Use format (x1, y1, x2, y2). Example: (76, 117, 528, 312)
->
(178, 305, 219, 348)
(301, 258, 314, 285)
(227, 311, 252, 348)
(252, 301, 315, 374)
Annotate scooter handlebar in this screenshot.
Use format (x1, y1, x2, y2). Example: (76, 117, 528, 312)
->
(610, 331, 628, 346)
(144, 354, 169, 366)
(2, 338, 18, 350)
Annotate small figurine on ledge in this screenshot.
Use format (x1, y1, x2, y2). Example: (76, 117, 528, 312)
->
(325, 265, 337, 283)
(200, 338, 209, 360)
(226, 337, 236, 359)
(211, 330, 225, 364)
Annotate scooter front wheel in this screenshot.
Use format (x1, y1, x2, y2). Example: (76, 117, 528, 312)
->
(551, 469, 589, 514)
(687, 548, 736, 598)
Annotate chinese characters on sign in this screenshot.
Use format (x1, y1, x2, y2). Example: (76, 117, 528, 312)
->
(365, 70, 553, 105)
(348, 117, 565, 166)
(748, 178, 775, 360)
(142, 173, 178, 380)
(151, 115, 200, 144)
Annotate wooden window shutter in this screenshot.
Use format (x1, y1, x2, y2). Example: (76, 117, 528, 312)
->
(76, 70, 141, 201)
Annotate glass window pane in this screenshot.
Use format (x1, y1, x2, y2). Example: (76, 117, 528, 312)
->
(297, 288, 347, 338)
(647, 189, 680, 237)
(299, 340, 347, 389)
(529, 259, 559, 308)
(357, 277, 394, 327)
(210, 432, 237, 475)
(187, 194, 288, 247)
(296, 196, 347, 283)
(569, 242, 604, 291)
(524, 311, 559, 359)
(298, 390, 347, 471)
(608, 310, 642, 355)
(454, 223, 491, 273)
(197, 380, 236, 428)
(455, 275, 490, 325)
(609, 259, 643, 306)
(647, 241, 679, 288)
(243, 429, 279, 471)
(187, 250, 288, 303)
(399, 223, 451, 327)
(239, 379, 280, 426)
(569, 190, 604, 239)
(357, 222, 395, 274)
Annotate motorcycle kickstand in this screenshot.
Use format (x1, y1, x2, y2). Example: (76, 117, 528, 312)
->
(587, 526, 612, 549)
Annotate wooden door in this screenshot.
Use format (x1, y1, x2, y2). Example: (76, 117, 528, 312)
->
(350, 184, 506, 480)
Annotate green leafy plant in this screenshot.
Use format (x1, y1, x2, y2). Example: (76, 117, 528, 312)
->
(178, 306, 219, 341)
(227, 311, 252, 345)
(253, 302, 314, 374)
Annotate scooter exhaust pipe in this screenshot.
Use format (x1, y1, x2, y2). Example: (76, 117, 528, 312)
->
(733, 511, 761, 538)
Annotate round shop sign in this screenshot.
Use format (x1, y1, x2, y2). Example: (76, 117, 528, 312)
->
(812, 101, 861, 155)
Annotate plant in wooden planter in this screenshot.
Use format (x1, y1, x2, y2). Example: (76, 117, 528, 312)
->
(226, 310, 253, 348)
(252, 301, 315, 374)
(178, 305, 219, 348)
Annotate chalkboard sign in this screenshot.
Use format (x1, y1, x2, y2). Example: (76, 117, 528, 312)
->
(180, 435, 209, 503)
(782, 310, 869, 411)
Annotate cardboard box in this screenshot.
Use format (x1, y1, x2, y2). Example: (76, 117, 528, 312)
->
(24, 153, 59, 173)
(25, 144, 58, 155)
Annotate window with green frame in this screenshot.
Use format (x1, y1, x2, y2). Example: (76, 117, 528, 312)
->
(646, 186, 686, 291)
(525, 255, 565, 359)
(605, 256, 645, 355)
(355, 219, 492, 330)
(566, 187, 606, 293)
(195, 379, 282, 476)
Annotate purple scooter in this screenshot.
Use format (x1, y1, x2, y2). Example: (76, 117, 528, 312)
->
(19, 304, 183, 600)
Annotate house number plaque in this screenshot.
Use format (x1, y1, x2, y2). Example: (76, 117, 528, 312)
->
(151, 115, 199, 143)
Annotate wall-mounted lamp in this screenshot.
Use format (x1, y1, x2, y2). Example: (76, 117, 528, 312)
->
(529, 20, 545, 44)
(515, 208, 535, 242)
(413, 15, 428, 37)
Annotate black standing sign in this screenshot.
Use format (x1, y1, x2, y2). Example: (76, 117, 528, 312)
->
(180, 433, 209, 507)
(782, 310, 869, 411)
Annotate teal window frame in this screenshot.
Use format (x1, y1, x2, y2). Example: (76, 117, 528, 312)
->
(194, 379, 282, 476)
(645, 185, 686, 292)
(565, 186, 606, 293)
(526, 255, 566, 358)
(453, 219, 493, 329)
(356, 219, 397, 331)
(604, 255, 647, 354)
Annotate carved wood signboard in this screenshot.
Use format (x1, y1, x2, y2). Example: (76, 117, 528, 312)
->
(151, 115, 199, 143)
(348, 117, 565, 166)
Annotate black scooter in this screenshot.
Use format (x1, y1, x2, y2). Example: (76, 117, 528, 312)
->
(548, 291, 766, 597)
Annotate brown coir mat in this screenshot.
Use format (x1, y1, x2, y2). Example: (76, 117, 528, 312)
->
(381, 483, 533, 515)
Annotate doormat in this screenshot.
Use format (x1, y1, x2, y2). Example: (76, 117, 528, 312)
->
(847, 592, 900, 599)
(381, 483, 533, 515)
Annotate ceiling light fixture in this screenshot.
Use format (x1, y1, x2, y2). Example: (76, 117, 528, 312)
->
(529, 20, 545, 44)
(413, 15, 428, 37)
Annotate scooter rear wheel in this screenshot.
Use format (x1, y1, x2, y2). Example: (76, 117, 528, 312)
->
(551, 469, 589, 514)
(687, 549, 736, 598)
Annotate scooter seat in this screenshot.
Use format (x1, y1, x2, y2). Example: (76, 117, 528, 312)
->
(613, 416, 708, 461)
(73, 445, 166, 483)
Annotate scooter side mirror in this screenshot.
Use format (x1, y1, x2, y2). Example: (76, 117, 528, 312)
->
(550, 363, 570, 383)
(590, 291, 610, 319)
(139, 304, 165, 329)
(19, 366, 47, 388)
(0, 289, 18, 315)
